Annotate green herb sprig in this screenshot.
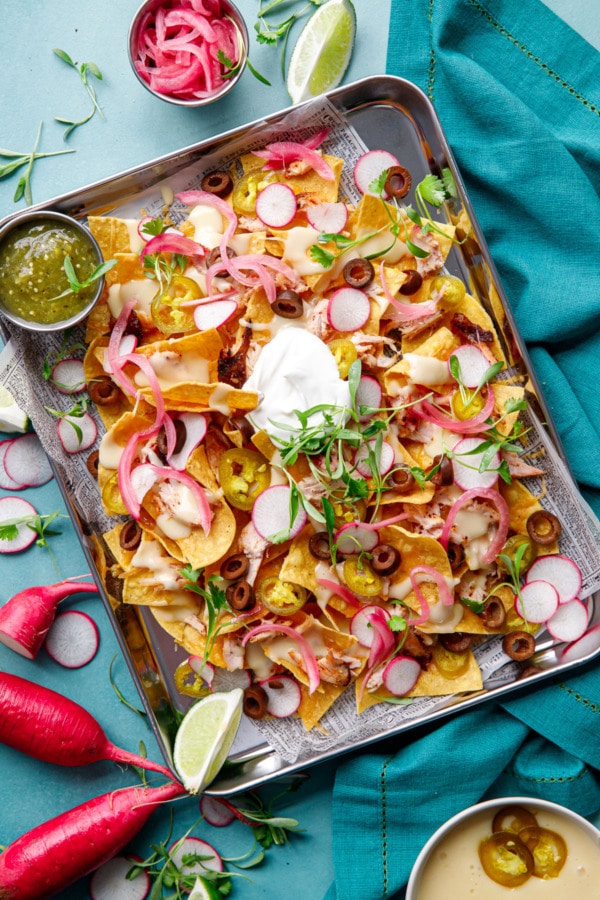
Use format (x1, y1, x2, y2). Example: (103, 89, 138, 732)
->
(42, 331, 87, 390)
(181, 566, 231, 669)
(0, 122, 75, 205)
(45, 397, 91, 445)
(53, 48, 105, 139)
(255, 0, 323, 77)
(48, 254, 117, 303)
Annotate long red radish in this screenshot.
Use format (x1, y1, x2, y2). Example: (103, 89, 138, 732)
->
(0, 781, 185, 900)
(0, 496, 38, 553)
(0, 577, 98, 659)
(44, 609, 100, 668)
(0, 671, 174, 779)
(4, 433, 53, 487)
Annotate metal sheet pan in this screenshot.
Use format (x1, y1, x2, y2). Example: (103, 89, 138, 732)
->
(3, 75, 599, 794)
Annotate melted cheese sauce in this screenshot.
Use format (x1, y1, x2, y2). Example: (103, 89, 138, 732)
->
(415, 809, 600, 899)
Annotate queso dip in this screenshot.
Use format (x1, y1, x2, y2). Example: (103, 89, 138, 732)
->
(415, 808, 600, 898)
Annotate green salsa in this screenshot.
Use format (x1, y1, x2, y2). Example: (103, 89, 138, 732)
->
(0, 219, 100, 325)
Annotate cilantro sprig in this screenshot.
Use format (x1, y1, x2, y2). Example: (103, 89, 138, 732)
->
(48, 254, 117, 302)
(53, 48, 105, 139)
(255, 0, 323, 77)
(181, 566, 231, 668)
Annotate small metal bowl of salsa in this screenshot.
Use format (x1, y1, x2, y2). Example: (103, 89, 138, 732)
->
(0, 210, 105, 333)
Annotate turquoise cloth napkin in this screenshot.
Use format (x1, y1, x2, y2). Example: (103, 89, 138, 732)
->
(327, 2, 600, 897)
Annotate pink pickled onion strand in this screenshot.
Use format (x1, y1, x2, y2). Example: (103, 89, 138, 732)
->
(106, 298, 140, 398)
(140, 232, 206, 260)
(141, 464, 212, 535)
(367, 607, 396, 669)
(180, 288, 238, 307)
(176, 190, 239, 287)
(164, 8, 218, 41)
(439, 487, 510, 564)
(411, 565, 454, 606)
(302, 129, 329, 150)
(241, 623, 320, 695)
(379, 261, 438, 320)
(118, 424, 161, 519)
(254, 142, 335, 181)
(414, 391, 495, 434)
(122, 353, 166, 426)
(359, 513, 411, 531)
(405, 578, 431, 627)
(316, 578, 362, 609)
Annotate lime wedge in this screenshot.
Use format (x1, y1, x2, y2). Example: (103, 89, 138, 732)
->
(286, 0, 356, 104)
(0, 384, 29, 433)
(173, 689, 243, 794)
(189, 877, 221, 900)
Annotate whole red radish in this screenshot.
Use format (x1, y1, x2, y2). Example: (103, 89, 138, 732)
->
(0, 671, 174, 779)
(0, 780, 186, 900)
(0, 578, 99, 659)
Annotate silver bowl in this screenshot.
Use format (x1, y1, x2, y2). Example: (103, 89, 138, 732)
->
(0, 210, 105, 333)
(128, 0, 248, 107)
(406, 796, 600, 898)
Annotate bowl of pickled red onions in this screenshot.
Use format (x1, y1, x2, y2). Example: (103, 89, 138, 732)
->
(128, 0, 248, 106)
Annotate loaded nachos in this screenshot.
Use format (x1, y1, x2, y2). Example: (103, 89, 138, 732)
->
(81, 129, 581, 734)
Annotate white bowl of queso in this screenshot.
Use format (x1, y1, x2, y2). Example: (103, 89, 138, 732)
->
(406, 797, 600, 899)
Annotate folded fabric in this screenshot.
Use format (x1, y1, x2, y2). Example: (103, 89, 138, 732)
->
(327, 3, 600, 898)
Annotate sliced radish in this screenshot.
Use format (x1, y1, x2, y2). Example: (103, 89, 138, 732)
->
(90, 854, 149, 900)
(194, 298, 238, 331)
(560, 623, 600, 665)
(44, 610, 99, 668)
(0, 439, 20, 490)
(526, 554, 582, 605)
(50, 358, 87, 394)
(200, 795, 236, 828)
(382, 655, 421, 696)
(57, 412, 98, 453)
(103, 334, 138, 373)
(167, 413, 208, 470)
(255, 182, 298, 229)
(350, 604, 391, 647)
(327, 287, 371, 332)
(259, 674, 302, 717)
(335, 521, 380, 555)
(355, 375, 382, 421)
(514, 580, 559, 623)
(448, 345, 494, 389)
(354, 149, 400, 197)
(452, 437, 499, 490)
(546, 598, 589, 643)
(210, 667, 252, 693)
(188, 656, 215, 687)
(251, 484, 307, 543)
(168, 837, 223, 876)
(4, 434, 53, 487)
(0, 496, 38, 553)
(355, 439, 395, 478)
(306, 201, 348, 234)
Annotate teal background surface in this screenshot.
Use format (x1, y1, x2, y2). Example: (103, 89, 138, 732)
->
(0, 2, 598, 899)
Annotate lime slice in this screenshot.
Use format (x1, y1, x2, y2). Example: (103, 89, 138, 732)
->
(0, 384, 29, 433)
(189, 876, 221, 900)
(173, 689, 243, 794)
(286, 0, 356, 104)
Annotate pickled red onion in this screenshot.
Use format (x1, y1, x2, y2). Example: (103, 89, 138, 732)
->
(241, 623, 321, 694)
(254, 141, 335, 181)
(140, 232, 206, 260)
(439, 487, 509, 565)
(131, 463, 212, 535)
(367, 607, 396, 669)
(316, 578, 361, 609)
(379, 262, 438, 320)
(414, 390, 495, 434)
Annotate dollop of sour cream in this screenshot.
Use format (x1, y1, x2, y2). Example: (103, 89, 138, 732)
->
(244, 328, 351, 441)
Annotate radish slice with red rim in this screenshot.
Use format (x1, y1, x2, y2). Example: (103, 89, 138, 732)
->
(50, 358, 87, 394)
(559, 622, 600, 664)
(255, 182, 298, 229)
(211, 667, 252, 693)
(355, 439, 395, 478)
(251, 484, 307, 543)
(327, 287, 371, 332)
(104, 334, 138, 373)
(514, 580, 559, 623)
(44, 610, 100, 668)
(259, 674, 302, 717)
(382, 655, 421, 696)
(194, 298, 238, 331)
(448, 345, 495, 388)
(0, 439, 21, 490)
(546, 598, 589, 643)
(306, 201, 348, 234)
(188, 656, 215, 687)
(335, 521, 379, 555)
(5, 433, 53, 488)
(350, 605, 391, 647)
(168, 837, 223, 876)
(200, 795, 236, 828)
(90, 854, 149, 900)
(57, 412, 98, 453)
(0, 496, 38, 553)
(452, 437, 499, 490)
(355, 375, 382, 421)
(354, 150, 400, 197)
(525, 554, 582, 605)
